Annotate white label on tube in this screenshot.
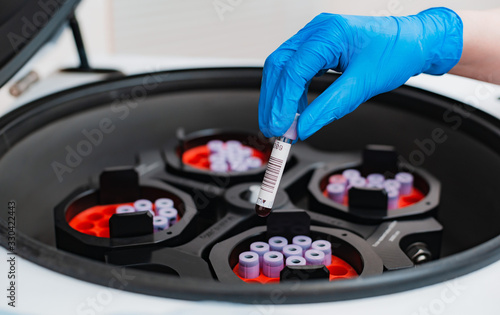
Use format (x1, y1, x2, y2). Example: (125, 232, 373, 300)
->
(256, 139, 291, 209)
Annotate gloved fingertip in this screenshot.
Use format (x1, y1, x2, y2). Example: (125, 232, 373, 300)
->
(269, 109, 295, 137)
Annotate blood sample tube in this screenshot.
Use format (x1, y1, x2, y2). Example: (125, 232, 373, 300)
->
(116, 205, 135, 214)
(246, 157, 262, 169)
(155, 198, 174, 210)
(348, 176, 366, 189)
(304, 249, 326, 265)
(286, 256, 306, 266)
(153, 216, 169, 231)
(209, 154, 226, 164)
(292, 235, 312, 251)
(250, 241, 270, 266)
(326, 183, 345, 203)
(383, 179, 401, 192)
(262, 251, 284, 278)
(229, 162, 248, 172)
(311, 240, 332, 265)
(158, 208, 178, 225)
(387, 188, 399, 210)
(282, 244, 303, 258)
(134, 199, 154, 216)
(396, 172, 414, 195)
(210, 162, 229, 173)
(365, 182, 384, 189)
(238, 251, 260, 279)
(255, 114, 299, 217)
(268, 236, 288, 252)
(241, 146, 253, 158)
(328, 174, 347, 187)
(225, 140, 242, 151)
(342, 169, 361, 184)
(207, 140, 224, 153)
(367, 173, 385, 185)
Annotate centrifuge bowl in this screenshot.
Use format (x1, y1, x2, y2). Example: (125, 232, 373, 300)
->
(1, 68, 500, 304)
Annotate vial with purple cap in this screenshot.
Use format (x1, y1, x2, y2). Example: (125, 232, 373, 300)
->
(304, 249, 326, 266)
(396, 172, 414, 195)
(238, 251, 260, 279)
(268, 236, 288, 252)
(327, 183, 345, 203)
(282, 244, 303, 258)
(286, 256, 306, 266)
(262, 251, 284, 278)
(311, 240, 332, 265)
(116, 205, 135, 214)
(367, 173, 385, 185)
(342, 169, 361, 185)
(250, 241, 270, 266)
(292, 235, 312, 251)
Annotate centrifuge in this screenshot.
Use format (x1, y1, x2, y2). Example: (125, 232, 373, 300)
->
(1, 1, 500, 314)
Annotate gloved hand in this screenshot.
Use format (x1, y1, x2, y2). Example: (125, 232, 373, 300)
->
(258, 7, 463, 140)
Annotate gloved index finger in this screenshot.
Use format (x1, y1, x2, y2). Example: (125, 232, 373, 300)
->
(269, 40, 341, 137)
(259, 22, 319, 138)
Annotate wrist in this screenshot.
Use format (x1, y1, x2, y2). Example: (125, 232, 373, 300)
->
(416, 7, 463, 75)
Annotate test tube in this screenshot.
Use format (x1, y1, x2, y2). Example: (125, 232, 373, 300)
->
(268, 236, 288, 252)
(387, 188, 399, 210)
(348, 177, 366, 189)
(207, 140, 224, 153)
(116, 205, 135, 214)
(229, 162, 248, 172)
(365, 182, 384, 189)
(396, 172, 414, 195)
(158, 208, 178, 225)
(153, 216, 169, 231)
(134, 199, 154, 216)
(246, 157, 262, 169)
(225, 140, 242, 151)
(209, 154, 226, 164)
(282, 244, 303, 258)
(286, 256, 306, 266)
(210, 162, 229, 173)
(155, 198, 174, 210)
(255, 114, 300, 217)
(262, 251, 284, 278)
(250, 241, 270, 266)
(311, 240, 332, 265)
(241, 146, 253, 158)
(383, 179, 401, 192)
(326, 183, 345, 203)
(328, 174, 347, 187)
(238, 251, 260, 279)
(226, 151, 244, 163)
(342, 169, 361, 184)
(292, 235, 312, 251)
(367, 173, 385, 185)
(304, 249, 326, 266)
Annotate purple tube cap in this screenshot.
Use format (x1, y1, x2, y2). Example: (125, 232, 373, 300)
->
(286, 256, 306, 266)
(263, 251, 284, 267)
(239, 251, 259, 267)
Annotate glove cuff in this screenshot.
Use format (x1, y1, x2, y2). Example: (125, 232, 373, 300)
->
(417, 7, 463, 75)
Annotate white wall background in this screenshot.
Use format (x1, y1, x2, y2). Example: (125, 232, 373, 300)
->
(75, 0, 500, 61)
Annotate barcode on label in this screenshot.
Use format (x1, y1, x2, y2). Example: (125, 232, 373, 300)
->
(260, 156, 284, 193)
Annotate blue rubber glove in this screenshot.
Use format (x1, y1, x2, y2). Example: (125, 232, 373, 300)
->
(258, 7, 463, 140)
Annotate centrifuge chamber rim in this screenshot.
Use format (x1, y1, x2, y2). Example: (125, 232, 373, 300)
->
(1, 67, 500, 303)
